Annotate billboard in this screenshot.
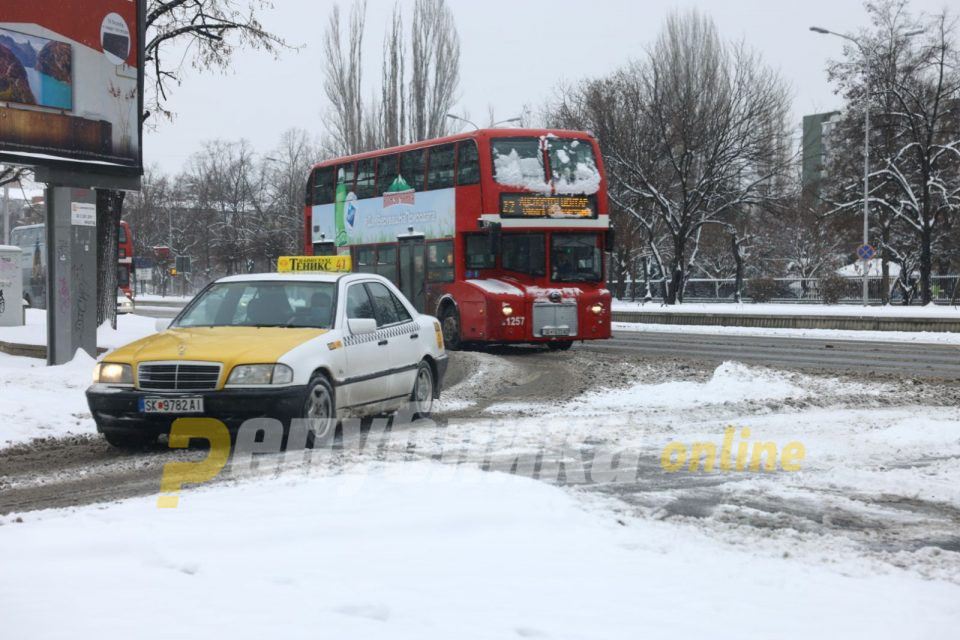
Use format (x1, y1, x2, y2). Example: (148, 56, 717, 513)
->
(311, 177, 456, 247)
(0, 1, 144, 176)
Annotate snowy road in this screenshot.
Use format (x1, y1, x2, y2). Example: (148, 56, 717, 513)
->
(587, 329, 960, 379)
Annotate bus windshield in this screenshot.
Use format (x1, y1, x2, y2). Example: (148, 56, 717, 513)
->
(492, 137, 599, 194)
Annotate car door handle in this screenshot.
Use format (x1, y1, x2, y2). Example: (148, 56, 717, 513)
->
(378, 339, 389, 346)
(410, 333, 419, 339)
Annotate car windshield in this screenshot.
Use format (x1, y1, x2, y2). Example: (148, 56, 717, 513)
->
(173, 281, 336, 329)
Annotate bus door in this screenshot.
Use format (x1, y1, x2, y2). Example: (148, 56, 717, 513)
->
(397, 234, 426, 313)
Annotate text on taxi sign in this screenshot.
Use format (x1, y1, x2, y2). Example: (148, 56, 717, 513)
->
(277, 256, 353, 273)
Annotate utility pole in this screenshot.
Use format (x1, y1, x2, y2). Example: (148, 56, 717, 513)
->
(810, 25, 923, 305)
(2, 183, 9, 246)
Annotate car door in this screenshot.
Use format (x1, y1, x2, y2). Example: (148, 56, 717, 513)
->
(341, 282, 390, 409)
(365, 280, 420, 399)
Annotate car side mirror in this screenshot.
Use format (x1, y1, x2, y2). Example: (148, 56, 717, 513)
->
(348, 318, 377, 335)
(155, 318, 171, 332)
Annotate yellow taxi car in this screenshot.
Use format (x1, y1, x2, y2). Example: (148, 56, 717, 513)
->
(86, 269, 448, 448)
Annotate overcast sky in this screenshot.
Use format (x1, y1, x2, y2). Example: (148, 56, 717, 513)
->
(142, 0, 950, 174)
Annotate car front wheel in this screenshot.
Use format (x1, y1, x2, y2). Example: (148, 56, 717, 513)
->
(303, 374, 337, 446)
(411, 360, 434, 418)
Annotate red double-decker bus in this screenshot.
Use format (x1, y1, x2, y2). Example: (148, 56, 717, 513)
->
(303, 128, 612, 349)
(118, 220, 134, 298)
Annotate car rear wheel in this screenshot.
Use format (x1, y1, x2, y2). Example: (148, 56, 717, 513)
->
(102, 430, 157, 450)
(303, 374, 337, 447)
(411, 360, 434, 418)
(440, 307, 462, 351)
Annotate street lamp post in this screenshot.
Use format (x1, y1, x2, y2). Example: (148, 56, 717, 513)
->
(810, 26, 923, 305)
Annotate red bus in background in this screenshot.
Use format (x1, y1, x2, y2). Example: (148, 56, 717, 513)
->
(118, 220, 134, 298)
(304, 128, 612, 350)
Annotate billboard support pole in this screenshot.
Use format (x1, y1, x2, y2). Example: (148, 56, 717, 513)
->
(45, 186, 97, 365)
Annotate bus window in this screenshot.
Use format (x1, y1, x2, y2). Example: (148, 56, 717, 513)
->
(427, 240, 454, 282)
(502, 233, 545, 276)
(356, 158, 376, 200)
(492, 138, 546, 188)
(400, 149, 426, 191)
(339, 162, 356, 193)
(118, 225, 127, 243)
(376, 244, 397, 283)
(376, 155, 398, 195)
(427, 144, 455, 190)
(464, 234, 496, 269)
(457, 140, 479, 185)
(548, 138, 600, 192)
(313, 166, 336, 205)
(355, 246, 376, 274)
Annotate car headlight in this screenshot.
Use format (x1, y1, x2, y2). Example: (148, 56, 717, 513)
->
(226, 364, 294, 386)
(94, 362, 133, 385)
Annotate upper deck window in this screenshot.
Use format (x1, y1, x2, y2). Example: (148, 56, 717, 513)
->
(492, 136, 600, 195)
(491, 138, 547, 191)
(548, 138, 600, 194)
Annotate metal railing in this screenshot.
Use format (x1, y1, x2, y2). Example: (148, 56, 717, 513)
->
(611, 275, 960, 306)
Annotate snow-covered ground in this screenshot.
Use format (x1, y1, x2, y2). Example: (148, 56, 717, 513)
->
(2, 462, 959, 639)
(0, 312, 157, 447)
(613, 320, 960, 344)
(0, 309, 157, 349)
(613, 300, 960, 318)
(3, 347, 960, 635)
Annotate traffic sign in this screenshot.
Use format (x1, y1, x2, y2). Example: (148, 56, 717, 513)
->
(856, 244, 876, 261)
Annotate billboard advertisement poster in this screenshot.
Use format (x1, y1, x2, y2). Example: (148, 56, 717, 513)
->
(312, 177, 456, 247)
(0, 1, 144, 175)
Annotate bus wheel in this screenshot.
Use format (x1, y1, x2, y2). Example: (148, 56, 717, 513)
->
(440, 307, 462, 350)
(547, 341, 573, 351)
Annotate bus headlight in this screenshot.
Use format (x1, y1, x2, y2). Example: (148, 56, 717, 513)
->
(227, 364, 293, 386)
(94, 362, 133, 385)
(590, 303, 604, 315)
(502, 304, 514, 317)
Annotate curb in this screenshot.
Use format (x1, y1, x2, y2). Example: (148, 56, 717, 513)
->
(0, 340, 108, 360)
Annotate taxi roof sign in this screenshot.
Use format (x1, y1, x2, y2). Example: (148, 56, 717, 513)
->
(277, 256, 353, 273)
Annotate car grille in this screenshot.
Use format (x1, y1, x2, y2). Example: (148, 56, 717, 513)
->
(138, 362, 222, 391)
(532, 302, 578, 337)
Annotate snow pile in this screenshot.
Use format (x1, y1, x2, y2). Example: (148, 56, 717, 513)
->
(0, 309, 157, 350)
(492, 148, 550, 193)
(2, 463, 958, 639)
(0, 350, 97, 447)
(486, 362, 803, 415)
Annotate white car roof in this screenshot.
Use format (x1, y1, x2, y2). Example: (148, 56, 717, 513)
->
(215, 272, 385, 285)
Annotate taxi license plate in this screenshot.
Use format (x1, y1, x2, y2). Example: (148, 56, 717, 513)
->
(139, 397, 204, 414)
(542, 327, 570, 336)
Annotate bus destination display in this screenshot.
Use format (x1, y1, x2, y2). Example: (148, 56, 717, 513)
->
(500, 194, 595, 218)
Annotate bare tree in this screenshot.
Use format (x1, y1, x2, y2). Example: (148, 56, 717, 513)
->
(322, 1, 367, 156)
(408, 0, 460, 141)
(94, 0, 291, 328)
(607, 11, 793, 303)
(825, 1, 960, 304)
(321, 0, 460, 153)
